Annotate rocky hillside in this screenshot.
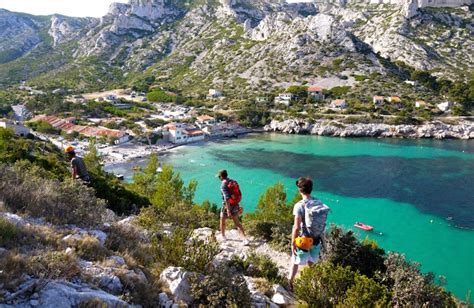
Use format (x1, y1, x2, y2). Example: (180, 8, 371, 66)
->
(0, 0, 472, 92)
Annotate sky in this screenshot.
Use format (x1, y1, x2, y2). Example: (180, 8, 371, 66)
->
(0, 0, 310, 18)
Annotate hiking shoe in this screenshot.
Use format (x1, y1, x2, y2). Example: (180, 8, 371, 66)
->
(243, 239, 250, 246)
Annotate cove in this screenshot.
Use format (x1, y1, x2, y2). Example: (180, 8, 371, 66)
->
(105, 133, 474, 302)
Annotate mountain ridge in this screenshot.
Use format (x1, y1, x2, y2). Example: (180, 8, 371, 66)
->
(0, 0, 472, 92)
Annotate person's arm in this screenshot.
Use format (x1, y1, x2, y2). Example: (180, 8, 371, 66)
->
(72, 165, 78, 179)
(221, 182, 232, 216)
(291, 215, 302, 256)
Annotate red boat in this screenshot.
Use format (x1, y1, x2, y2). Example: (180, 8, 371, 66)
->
(354, 222, 374, 231)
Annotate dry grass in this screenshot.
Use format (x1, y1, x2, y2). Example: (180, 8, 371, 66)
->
(0, 250, 29, 290)
(252, 277, 274, 298)
(0, 164, 106, 227)
(66, 235, 109, 262)
(115, 267, 163, 307)
(0, 217, 21, 247)
(28, 251, 81, 280)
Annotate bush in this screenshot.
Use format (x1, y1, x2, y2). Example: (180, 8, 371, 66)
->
(189, 265, 252, 307)
(229, 251, 285, 284)
(0, 162, 106, 226)
(294, 261, 355, 306)
(321, 225, 386, 278)
(0, 251, 29, 290)
(28, 251, 80, 280)
(0, 217, 21, 247)
(384, 253, 456, 307)
(343, 274, 392, 307)
(245, 182, 293, 246)
(72, 236, 109, 261)
(152, 227, 219, 273)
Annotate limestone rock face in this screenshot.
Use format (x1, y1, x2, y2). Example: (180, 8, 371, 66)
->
(17, 280, 129, 308)
(160, 267, 193, 304)
(265, 119, 474, 139)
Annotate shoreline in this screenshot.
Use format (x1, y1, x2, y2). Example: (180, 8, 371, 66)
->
(263, 119, 474, 140)
(103, 121, 473, 168)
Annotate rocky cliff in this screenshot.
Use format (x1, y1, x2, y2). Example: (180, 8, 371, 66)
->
(264, 118, 474, 139)
(0, 0, 472, 91)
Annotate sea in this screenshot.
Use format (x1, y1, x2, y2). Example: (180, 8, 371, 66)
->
(105, 133, 474, 302)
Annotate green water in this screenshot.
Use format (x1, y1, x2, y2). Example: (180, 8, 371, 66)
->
(106, 134, 474, 302)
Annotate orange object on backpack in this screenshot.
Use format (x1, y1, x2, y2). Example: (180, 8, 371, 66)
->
(226, 179, 242, 205)
(295, 236, 313, 251)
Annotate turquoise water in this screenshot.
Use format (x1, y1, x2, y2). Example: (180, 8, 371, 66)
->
(106, 134, 474, 302)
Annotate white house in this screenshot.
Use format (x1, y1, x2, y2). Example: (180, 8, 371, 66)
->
(308, 86, 324, 101)
(195, 115, 216, 128)
(274, 93, 296, 106)
(202, 123, 235, 137)
(183, 128, 205, 143)
(330, 99, 348, 110)
(105, 95, 118, 103)
(11, 105, 32, 122)
(373, 96, 384, 107)
(437, 101, 453, 112)
(0, 120, 30, 137)
(256, 97, 270, 104)
(415, 100, 427, 108)
(163, 123, 204, 144)
(207, 89, 222, 99)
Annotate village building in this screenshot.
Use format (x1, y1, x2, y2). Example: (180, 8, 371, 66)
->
(437, 101, 454, 112)
(195, 115, 216, 128)
(0, 120, 30, 137)
(274, 93, 296, 106)
(32, 115, 130, 144)
(389, 96, 402, 108)
(307, 86, 325, 101)
(330, 99, 348, 110)
(202, 123, 235, 138)
(256, 97, 270, 104)
(163, 123, 204, 144)
(415, 100, 427, 108)
(11, 105, 32, 122)
(373, 96, 384, 107)
(207, 89, 222, 99)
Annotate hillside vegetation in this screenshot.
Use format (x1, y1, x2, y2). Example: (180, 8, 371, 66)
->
(0, 128, 469, 307)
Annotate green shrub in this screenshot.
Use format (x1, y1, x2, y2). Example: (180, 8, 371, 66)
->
(245, 182, 293, 244)
(152, 227, 219, 273)
(229, 251, 284, 284)
(0, 217, 21, 247)
(294, 261, 355, 307)
(321, 225, 386, 278)
(189, 265, 251, 307)
(343, 274, 392, 307)
(384, 253, 456, 307)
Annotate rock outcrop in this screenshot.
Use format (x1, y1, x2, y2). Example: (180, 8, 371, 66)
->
(264, 119, 474, 139)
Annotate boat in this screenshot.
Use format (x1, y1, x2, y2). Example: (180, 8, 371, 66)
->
(354, 222, 374, 231)
(115, 174, 124, 181)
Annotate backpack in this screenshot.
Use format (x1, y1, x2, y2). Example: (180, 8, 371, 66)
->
(301, 198, 330, 241)
(226, 179, 242, 205)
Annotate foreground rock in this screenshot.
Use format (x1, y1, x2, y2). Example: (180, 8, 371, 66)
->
(0, 280, 129, 308)
(265, 119, 474, 139)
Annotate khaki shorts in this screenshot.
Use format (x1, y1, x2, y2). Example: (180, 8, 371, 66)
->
(220, 204, 240, 219)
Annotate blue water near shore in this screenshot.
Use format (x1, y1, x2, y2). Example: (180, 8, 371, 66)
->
(105, 134, 474, 302)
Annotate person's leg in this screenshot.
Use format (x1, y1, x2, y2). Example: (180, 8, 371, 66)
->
(288, 259, 299, 290)
(231, 215, 246, 237)
(220, 216, 227, 239)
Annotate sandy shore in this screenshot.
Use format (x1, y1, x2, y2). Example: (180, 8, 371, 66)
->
(99, 141, 179, 164)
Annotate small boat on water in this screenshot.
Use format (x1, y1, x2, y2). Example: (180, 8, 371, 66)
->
(116, 174, 124, 181)
(354, 222, 374, 231)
